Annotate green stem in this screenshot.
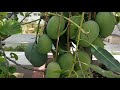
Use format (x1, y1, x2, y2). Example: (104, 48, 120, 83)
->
(67, 12, 71, 51)
(88, 12, 91, 20)
(35, 16, 41, 44)
(94, 12, 96, 20)
(68, 12, 85, 77)
(5, 56, 45, 72)
(76, 51, 86, 78)
(6, 12, 14, 20)
(54, 13, 63, 62)
(72, 70, 79, 78)
(76, 12, 86, 78)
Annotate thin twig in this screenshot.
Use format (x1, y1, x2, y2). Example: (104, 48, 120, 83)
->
(73, 69, 79, 78)
(88, 12, 91, 20)
(67, 12, 71, 51)
(54, 13, 63, 61)
(76, 51, 86, 78)
(29, 16, 42, 68)
(93, 12, 96, 19)
(35, 16, 41, 44)
(68, 12, 85, 78)
(42, 12, 49, 34)
(6, 12, 14, 20)
(0, 39, 44, 72)
(21, 19, 40, 25)
(20, 12, 32, 24)
(5, 56, 45, 72)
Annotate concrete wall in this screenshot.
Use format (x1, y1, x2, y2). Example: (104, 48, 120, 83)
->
(104, 35, 120, 44)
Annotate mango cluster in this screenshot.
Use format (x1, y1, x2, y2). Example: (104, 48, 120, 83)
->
(24, 12, 116, 78)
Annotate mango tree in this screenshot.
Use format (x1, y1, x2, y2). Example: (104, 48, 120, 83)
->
(0, 12, 120, 78)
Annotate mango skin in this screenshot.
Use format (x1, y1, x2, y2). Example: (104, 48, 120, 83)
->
(74, 50, 91, 71)
(46, 62, 61, 78)
(58, 53, 74, 71)
(38, 34, 52, 54)
(96, 12, 116, 38)
(46, 16, 66, 39)
(92, 36, 104, 48)
(25, 43, 47, 67)
(77, 20, 100, 47)
(69, 16, 82, 39)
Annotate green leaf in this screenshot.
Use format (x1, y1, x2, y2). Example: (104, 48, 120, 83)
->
(0, 66, 8, 74)
(0, 12, 7, 16)
(0, 56, 6, 62)
(0, 72, 5, 78)
(10, 53, 18, 60)
(0, 12, 7, 20)
(0, 20, 22, 35)
(9, 75, 16, 78)
(90, 64, 120, 78)
(91, 45, 120, 73)
(20, 12, 24, 16)
(25, 12, 31, 17)
(0, 56, 6, 67)
(9, 66, 16, 73)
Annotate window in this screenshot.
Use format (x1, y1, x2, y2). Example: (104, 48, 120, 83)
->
(33, 13, 37, 16)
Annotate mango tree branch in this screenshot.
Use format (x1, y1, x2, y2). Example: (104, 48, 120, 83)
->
(68, 12, 85, 77)
(54, 12, 63, 61)
(94, 12, 96, 19)
(0, 40, 44, 72)
(6, 12, 14, 20)
(35, 16, 41, 44)
(88, 12, 91, 20)
(67, 12, 71, 51)
(5, 56, 45, 72)
(21, 19, 40, 25)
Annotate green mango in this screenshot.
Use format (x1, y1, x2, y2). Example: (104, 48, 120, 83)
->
(77, 20, 100, 47)
(46, 62, 61, 78)
(69, 15, 82, 39)
(92, 36, 104, 48)
(74, 50, 91, 71)
(46, 16, 66, 39)
(58, 53, 74, 71)
(96, 12, 116, 38)
(25, 43, 47, 67)
(38, 34, 52, 54)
